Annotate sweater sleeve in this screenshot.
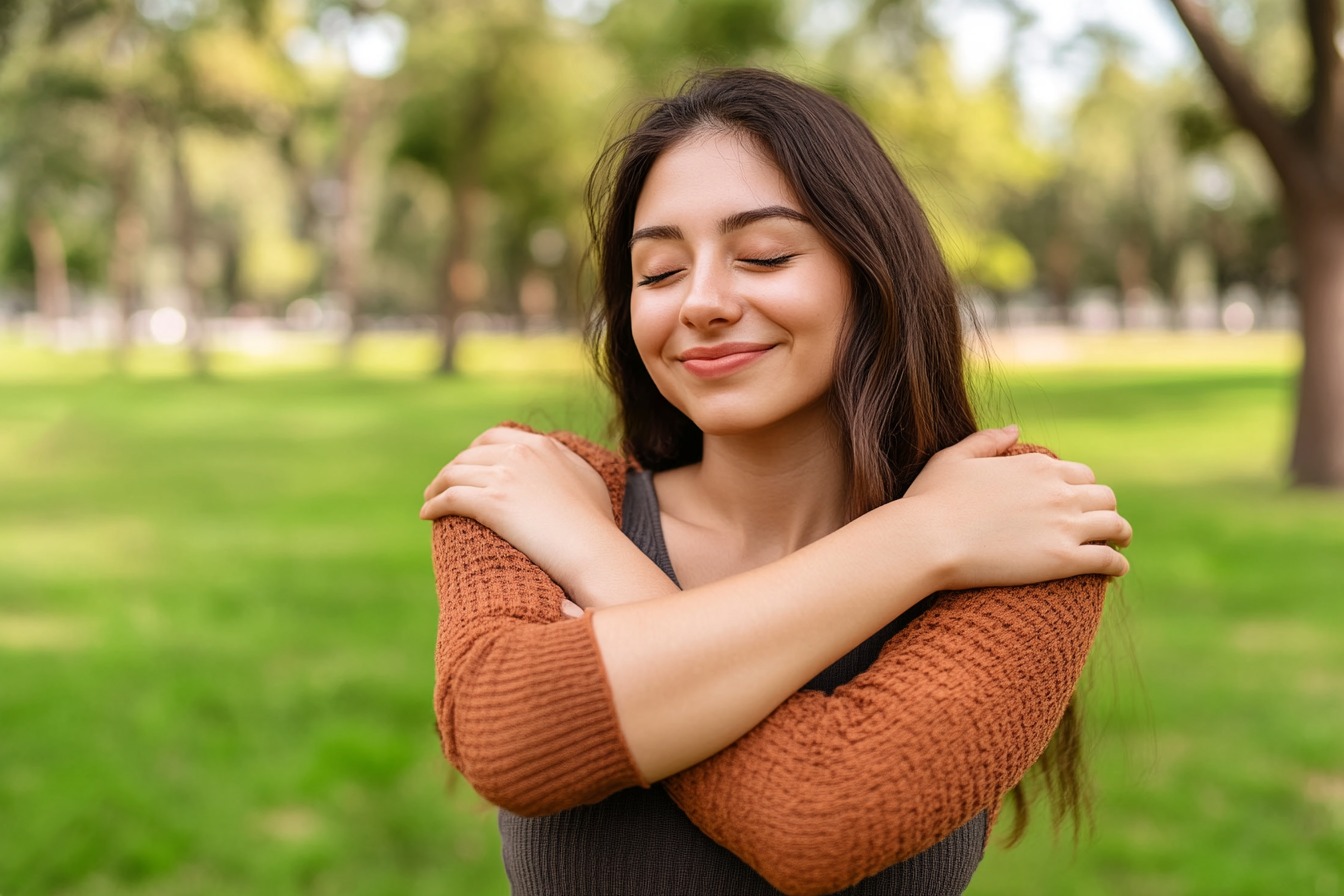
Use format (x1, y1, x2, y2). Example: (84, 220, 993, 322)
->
(433, 431, 1108, 894)
(430, 428, 645, 815)
(657, 442, 1110, 895)
(661, 573, 1107, 896)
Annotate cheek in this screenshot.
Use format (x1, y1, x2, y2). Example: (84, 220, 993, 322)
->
(629, 296, 674, 364)
(778, 272, 850, 344)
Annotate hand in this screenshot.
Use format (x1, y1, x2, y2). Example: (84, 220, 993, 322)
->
(420, 427, 619, 588)
(902, 425, 1132, 590)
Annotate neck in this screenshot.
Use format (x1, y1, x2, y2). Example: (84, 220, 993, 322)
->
(678, 415, 849, 558)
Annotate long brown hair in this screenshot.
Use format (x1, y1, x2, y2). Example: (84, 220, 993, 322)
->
(584, 66, 1088, 843)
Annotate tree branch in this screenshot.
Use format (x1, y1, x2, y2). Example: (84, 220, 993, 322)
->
(1302, 0, 1342, 153)
(1167, 0, 1303, 185)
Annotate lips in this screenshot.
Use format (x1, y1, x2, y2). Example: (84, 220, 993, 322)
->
(678, 342, 774, 377)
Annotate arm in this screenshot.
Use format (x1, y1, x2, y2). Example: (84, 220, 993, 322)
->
(429, 436, 645, 815)
(661, 573, 1107, 896)
(429, 430, 950, 809)
(429, 426, 1125, 819)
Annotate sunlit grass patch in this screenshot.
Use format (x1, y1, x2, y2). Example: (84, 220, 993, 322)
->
(0, 330, 593, 381)
(0, 332, 1339, 895)
(0, 613, 94, 652)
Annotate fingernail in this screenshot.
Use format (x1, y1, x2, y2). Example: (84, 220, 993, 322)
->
(1001, 424, 1019, 436)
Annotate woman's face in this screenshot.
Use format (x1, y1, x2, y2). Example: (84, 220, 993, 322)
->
(629, 129, 851, 439)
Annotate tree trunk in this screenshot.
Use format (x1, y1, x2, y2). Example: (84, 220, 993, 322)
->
(435, 187, 487, 375)
(1165, 0, 1344, 486)
(25, 210, 71, 337)
(1286, 208, 1344, 486)
(1044, 237, 1078, 323)
(434, 237, 460, 376)
(109, 97, 143, 372)
(333, 79, 376, 368)
(168, 129, 209, 377)
(1116, 238, 1151, 329)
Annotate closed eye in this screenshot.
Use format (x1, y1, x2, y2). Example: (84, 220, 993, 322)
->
(741, 254, 796, 268)
(636, 269, 682, 287)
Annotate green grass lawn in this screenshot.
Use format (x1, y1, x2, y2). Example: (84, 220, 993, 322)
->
(1, 332, 1340, 895)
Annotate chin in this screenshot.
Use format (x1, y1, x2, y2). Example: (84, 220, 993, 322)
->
(685, 404, 830, 440)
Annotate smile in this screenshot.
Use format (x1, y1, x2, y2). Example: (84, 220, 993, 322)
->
(679, 344, 774, 378)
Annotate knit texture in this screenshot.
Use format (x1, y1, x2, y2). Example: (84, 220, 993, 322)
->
(431, 428, 1109, 896)
(431, 429, 644, 814)
(498, 469, 986, 896)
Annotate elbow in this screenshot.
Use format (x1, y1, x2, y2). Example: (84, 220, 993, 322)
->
(742, 820, 879, 896)
(705, 786, 918, 896)
(433, 671, 561, 814)
(456, 755, 559, 817)
(745, 795, 983, 896)
(437, 687, 591, 817)
(686, 768, 972, 896)
(452, 720, 613, 816)
(435, 638, 643, 816)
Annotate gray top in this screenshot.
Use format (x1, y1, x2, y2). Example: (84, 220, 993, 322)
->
(498, 469, 986, 895)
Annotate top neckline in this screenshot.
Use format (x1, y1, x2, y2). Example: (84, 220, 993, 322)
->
(624, 470, 682, 589)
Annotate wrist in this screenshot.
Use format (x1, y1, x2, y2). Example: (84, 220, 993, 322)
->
(861, 495, 957, 597)
(566, 524, 679, 609)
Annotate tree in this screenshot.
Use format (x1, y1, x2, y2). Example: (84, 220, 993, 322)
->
(0, 2, 107, 344)
(856, 43, 1052, 312)
(276, 0, 407, 366)
(1168, 0, 1344, 487)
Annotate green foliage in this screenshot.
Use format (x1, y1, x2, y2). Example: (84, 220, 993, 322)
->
(860, 43, 1050, 290)
(0, 0, 1301, 338)
(0, 0, 18, 58)
(0, 333, 1339, 895)
(598, 0, 790, 85)
(1176, 102, 1235, 155)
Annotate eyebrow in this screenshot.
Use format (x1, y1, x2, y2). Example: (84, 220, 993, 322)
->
(628, 205, 811, 249)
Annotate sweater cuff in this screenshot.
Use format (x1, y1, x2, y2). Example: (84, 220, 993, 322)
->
(460, 612, 645, 815)
(585, 609, 650, 790)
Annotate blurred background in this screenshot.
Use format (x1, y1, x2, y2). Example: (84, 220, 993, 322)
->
(1, 0, 1341, 894)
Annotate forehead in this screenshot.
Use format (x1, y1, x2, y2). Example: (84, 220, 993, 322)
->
(633, 129, 801, 229)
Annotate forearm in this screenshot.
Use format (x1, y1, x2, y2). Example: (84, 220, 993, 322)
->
(432, 516, 645, 815)
(662, 574, 1109, 896)
(561, 522, 681, 608)
(432, 428, 1124, 827)
(592, 496, 948, 782)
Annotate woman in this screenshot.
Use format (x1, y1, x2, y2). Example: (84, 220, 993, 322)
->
(422, 69, 1131, 896)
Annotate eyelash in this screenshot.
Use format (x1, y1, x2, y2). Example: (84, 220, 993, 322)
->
(637, 270, 679, 287)
(743, 254, 795, 268)
(635, 254, 796, 287)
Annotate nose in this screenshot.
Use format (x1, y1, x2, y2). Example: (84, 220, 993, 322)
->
(679, 263, 743, 330)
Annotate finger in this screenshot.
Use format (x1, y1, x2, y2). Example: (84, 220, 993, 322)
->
(424, 462, 456, 500)
(422, 458, 522, 514)
(1111, 514, 1134, 549)
(1075, 483, 1117, 512)
(938, 425, 1020, 460)
(423, 445, 514, 499)
(1057, 461, 1096, 485)
(1076, 543, 1129, 578)
(425, 462, 498, 496)
(424, 461, 472, 501)
(419, 484, 480, 521)
(469, 426, 546, 449)
(1081, 510, 1133, 549)
(560, 599, 584, 619)
(424, 428, 528, 497)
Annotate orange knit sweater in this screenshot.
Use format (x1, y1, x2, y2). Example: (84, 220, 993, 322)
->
(431, 431, 1108, 896)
